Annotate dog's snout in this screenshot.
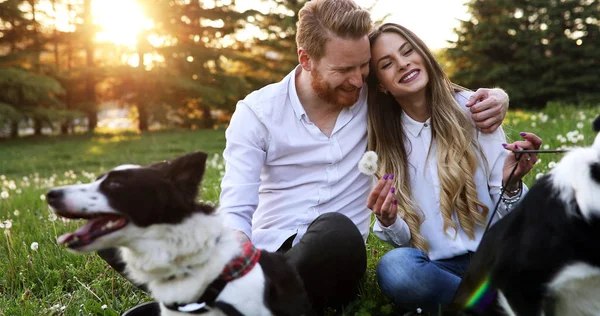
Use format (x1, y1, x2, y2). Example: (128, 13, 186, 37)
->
(46, 189, 64, 205)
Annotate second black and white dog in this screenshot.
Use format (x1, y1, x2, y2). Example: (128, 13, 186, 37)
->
(452, 115, 600, 316)
(46, 152, 310, 316)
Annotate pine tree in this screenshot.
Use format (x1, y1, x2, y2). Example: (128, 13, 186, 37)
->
(446, 0, 599, 108)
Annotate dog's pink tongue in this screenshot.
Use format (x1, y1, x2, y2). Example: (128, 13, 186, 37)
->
(57, 218, 103, 245)
(57, 232, 75, 244)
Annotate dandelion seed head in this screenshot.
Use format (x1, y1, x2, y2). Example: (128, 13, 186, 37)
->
(358, 151, 378, 176)
(1, 219, 12, 229)
(48, 212, 58, 222)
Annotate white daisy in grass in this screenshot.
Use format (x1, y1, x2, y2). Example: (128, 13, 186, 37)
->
(358, 151, 378, 176)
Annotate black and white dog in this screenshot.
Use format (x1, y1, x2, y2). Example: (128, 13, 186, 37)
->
(46, 152, 310, 316)
(452, 115, 600, 316)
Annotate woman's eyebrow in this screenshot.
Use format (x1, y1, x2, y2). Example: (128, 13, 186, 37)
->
(375, 42, 409, 64)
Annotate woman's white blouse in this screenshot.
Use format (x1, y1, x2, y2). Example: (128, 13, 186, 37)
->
(372, 91, 528, 261)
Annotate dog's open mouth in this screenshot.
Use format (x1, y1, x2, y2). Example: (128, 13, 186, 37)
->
(57, 213, 128, 249)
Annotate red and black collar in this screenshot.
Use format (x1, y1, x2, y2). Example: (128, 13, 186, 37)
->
(164, 240, 261, 315)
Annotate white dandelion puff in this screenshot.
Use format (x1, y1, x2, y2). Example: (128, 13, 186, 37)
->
(358, 151, 378, 176)
(30, 242, 39, 251)
(101, 304, 108, 310)
(48, 212, 58, 222)
(1, 191, 8, 199)
(2, 219, 12, 229)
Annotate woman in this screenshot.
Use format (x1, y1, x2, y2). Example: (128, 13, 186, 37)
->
(365, 23, 542, 313)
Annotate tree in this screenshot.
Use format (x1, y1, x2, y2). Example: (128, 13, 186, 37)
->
(446, 0, 599, 108)
(0, 67, 65, 137)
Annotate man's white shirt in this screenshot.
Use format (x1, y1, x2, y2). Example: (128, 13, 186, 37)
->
(219, 66, 372, 252)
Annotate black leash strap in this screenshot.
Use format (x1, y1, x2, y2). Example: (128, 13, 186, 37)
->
(482, 149, 568, 236)
(164, 278, 243, 315)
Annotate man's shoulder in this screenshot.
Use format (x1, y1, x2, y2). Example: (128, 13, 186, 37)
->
(241, 74, 292, 111)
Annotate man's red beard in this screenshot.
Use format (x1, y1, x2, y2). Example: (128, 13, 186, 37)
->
(310, 69, 361, 108)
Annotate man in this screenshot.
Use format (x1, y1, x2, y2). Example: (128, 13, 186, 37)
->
(219, 0, 509, 312)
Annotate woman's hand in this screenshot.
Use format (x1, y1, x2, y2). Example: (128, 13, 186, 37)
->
(502, 132, 543, 190)
(367, 174, 397, 227)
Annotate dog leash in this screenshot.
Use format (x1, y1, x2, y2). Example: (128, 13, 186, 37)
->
(482, 149, 569, 236)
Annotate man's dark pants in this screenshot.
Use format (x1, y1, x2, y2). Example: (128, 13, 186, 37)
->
(98, 212, 367, 315)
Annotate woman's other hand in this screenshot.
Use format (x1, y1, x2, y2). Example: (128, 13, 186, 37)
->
(367, 174, 398, 227)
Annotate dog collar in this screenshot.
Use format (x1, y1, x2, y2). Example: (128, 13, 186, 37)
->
(164, 240, 261, 314)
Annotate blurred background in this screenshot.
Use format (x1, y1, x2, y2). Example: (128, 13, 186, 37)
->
(0, 0, 598, 138)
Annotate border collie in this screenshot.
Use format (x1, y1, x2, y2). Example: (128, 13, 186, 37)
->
(451, 115, 600, 316)
(46, 152, 310, 316)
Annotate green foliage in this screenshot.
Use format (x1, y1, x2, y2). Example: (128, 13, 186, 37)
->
(446, 0, 600, 108)
(0, 67, 64, 107)
(0, 67, 70, 127)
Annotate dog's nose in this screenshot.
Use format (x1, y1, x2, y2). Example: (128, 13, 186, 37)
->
(46, 189, 64, 205)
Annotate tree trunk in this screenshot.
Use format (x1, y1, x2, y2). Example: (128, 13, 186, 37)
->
(33, 118, 43, 135)
(84, 0, 97, 132)
(60, 121, 70, 135)
(200, 104, 215, 129)
(10, 121, 19, 138)
(136, 50, 148, 131)
(137, 104, 148, 131)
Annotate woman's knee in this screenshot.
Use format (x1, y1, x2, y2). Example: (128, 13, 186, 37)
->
(376, 247, 443, 306)
(376, 248, 426, 294)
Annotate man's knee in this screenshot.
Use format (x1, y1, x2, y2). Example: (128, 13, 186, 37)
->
(311, 212, 355, 230)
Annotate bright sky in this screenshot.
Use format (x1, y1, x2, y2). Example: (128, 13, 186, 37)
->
(356, 0, 471, 50)
(85, 0, 470, 50)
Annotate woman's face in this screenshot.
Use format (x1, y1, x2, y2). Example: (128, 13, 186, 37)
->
(370, 32, 429, 99)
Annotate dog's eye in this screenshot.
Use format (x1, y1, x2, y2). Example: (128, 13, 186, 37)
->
(105, 180, 123, 189)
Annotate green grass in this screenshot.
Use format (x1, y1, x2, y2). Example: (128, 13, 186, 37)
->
(0, 105, 597, 315)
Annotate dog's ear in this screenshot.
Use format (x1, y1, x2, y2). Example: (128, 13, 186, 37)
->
(593, 115, 600, 132)
(152, 152, 208, 201)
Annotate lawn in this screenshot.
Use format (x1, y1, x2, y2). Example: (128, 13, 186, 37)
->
(0, 104, 597, 315)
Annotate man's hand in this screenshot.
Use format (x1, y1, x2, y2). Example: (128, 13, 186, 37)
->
(233, 229, 250, 242)
(466, 88, 509, 133)
(366, 174, 397, 227)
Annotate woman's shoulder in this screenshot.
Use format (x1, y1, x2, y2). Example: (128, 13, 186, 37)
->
(454, 90, 475, 109)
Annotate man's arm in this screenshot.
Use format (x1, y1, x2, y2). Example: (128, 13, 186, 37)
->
(465, 88, 509, 133)
(219, 102, 268, 240)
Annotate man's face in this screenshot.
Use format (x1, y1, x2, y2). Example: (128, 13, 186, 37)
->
(310, 35, 371, 108)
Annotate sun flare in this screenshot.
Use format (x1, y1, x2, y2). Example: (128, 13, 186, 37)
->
(92, 0, 152, 47)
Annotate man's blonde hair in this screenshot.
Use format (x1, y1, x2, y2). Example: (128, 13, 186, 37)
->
(296, 0, 372, 61)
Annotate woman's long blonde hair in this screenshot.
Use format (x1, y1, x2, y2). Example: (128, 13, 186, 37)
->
(366, 23, 489, 252)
